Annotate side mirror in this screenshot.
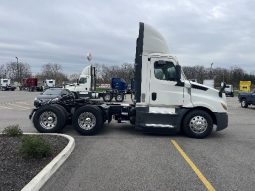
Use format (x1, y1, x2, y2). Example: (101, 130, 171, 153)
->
(176, 65, 181, 82)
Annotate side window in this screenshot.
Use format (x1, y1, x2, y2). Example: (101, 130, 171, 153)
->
(154, 61, 177, 81)
(79, 77, 87, 84)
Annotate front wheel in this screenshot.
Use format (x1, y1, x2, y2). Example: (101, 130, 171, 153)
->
(241, 99, 248, 108)
(73, 106, 103, 135)
(182, 110, 213, 139)
(33, 105, 66, 133)
(103, 93, 112, 102)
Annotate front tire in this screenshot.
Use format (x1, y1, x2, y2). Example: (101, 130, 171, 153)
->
(241, 99, 248, 108)
(183, 110, 213, 139)
(73, 106, 103, 135)
(103, 93, 112, 102)
(33, 105, 66, 133)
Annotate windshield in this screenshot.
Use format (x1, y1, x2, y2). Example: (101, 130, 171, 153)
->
(43, 88, 62, 95)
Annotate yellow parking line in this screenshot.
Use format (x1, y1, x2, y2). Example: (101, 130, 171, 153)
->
(171, 140, 216, 191)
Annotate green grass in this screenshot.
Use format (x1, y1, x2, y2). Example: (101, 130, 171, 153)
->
(20, 135, 52, 159)
(2, 125, 23, 137)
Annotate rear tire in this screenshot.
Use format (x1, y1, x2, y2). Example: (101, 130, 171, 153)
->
(115, 93, 124, 102)
(241, 99, 248, 108)
(53, 104, 69, 127)
(33, 105, 66, 133)
(183, 110, 213, 139)
(103, 93, 112, 102)
(73, 106, 103, 135)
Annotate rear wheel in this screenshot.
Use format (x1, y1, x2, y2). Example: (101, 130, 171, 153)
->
(103, 93, 112, 102)
(53, 104, 69, 127)
(183, 110, 213, 139)
(241, 99, 248, 108)
(115, 93, 124, 102)
(33, 105, 66, 133)
(73, 106, 103, 135)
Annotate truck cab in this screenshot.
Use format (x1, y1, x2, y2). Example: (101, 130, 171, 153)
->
(65, 65, 96, 96)
(45, 79, 56, 88)
(134, 23, 228, 138)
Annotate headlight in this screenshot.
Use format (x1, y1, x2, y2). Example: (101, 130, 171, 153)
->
(51, 97, 60, 102)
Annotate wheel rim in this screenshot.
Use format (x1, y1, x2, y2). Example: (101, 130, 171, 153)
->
(189, 116, 208, 134)
(105, 94, 110, 101)
(39, 111, 57, 129)
(78, 112, 96, 130)
(116, 95, 122, 101)
(241, 100, 246, 107)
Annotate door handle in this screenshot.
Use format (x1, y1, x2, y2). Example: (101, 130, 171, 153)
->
(152, 92, 157, 101)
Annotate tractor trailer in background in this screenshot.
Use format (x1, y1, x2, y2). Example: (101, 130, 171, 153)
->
(65, 66, 127, 102)
(19, 78, 56, 91)
(19, 78, 43, 91)
(30, 22, 228, 139)
(0, 79, 16, 91)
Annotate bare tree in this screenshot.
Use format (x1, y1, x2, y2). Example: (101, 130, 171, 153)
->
(5, 62, 31, 82)
(37, 63, 68, 85)
(68, 73, 80, 83)
(0, 64, 6, 78)
(98, 63, 134, 84)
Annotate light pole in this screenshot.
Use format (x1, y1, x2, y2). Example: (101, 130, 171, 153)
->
(210, 62, 214, 79)
(15, 57, 19, 82)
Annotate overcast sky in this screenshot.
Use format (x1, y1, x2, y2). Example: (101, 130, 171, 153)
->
(0, 0, 255, 74)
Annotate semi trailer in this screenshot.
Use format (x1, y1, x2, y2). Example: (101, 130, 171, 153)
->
(19, 78, 43, 91)
(30, 22, 228, 138)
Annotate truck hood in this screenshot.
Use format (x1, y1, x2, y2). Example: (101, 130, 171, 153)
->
(189, 81, 218, 93)
(185, 80, 227, 113)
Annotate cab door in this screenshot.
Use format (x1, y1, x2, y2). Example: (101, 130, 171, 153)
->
(149, 58, 184, 107)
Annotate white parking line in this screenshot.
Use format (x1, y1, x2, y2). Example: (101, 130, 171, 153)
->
(16, 101, 32, 106)
(0, 105, 13, 110)
(7, 103, 31, 110)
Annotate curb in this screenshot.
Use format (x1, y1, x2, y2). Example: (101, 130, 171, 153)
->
(21, 133, 75, 191)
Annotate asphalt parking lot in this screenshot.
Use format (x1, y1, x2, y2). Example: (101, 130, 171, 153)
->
(1, 91, 255, 190)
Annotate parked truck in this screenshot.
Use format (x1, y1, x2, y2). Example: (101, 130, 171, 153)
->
(238, 88, 255, 108)
(225, 84, 234, 97)
(65, 67, 127, 102)
(0, 79, 16, 91)
(41, 79, 56, 90)
(20, 78, 43, 91)
(30, 22, 228, 139)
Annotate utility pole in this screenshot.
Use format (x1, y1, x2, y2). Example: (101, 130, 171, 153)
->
(15, 57, 19, 82)
(210, 62, 214, 79)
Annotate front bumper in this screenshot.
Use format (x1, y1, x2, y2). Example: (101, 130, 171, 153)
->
(215, 112, 228, 131)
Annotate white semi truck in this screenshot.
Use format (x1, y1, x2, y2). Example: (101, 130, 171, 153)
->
(0, 79, 16, 91)
(64, 66, 126, 102)
(65, 65, 98, 98)
(30, 22, 228, 138)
